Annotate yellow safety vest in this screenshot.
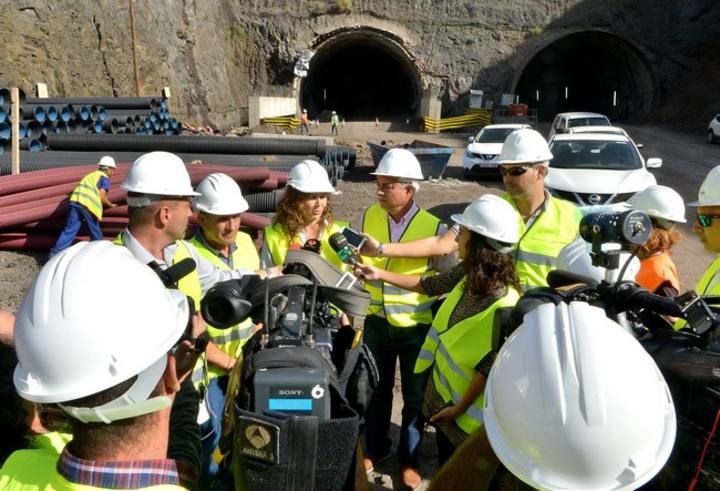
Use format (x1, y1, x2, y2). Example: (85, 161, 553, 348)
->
(415, 279, 519, 435)
(675, 255, 720, 330)
(114, 234, 206, 389)
(0, 449, 188, 490)
(263, 220, 349, 270)
(28, 432, 73, 454)
(505, 193, 580, 289)
(70, 170, 108, 220)
(361, 204, 441, 327)
(190, 231, 259, 378)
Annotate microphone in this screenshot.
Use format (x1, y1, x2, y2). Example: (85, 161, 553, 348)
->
(329, 232, 360, 267)
(302, 238, 321, 254)
(147, 258, 197, 289)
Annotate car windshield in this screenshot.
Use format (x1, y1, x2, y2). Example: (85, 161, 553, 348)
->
(474, 128, 517, 143)
(567, 117, 610, 128)
(549, 140, 643, 170)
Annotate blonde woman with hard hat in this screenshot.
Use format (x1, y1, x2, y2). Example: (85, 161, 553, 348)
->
(627, 185, 686, 296)
(356, 195, 521, 480)
(261, 159, 348, 270)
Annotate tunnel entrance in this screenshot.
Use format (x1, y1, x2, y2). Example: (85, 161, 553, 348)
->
(301, 30, 421, 121)
(514, 31, 656, 122)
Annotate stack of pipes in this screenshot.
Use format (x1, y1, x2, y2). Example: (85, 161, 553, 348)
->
(0, 163, 287, 251)
(0, 88, 181, 154)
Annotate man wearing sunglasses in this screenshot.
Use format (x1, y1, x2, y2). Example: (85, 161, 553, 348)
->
(686, 165, 720, 297)
(361, 129, 581, 290)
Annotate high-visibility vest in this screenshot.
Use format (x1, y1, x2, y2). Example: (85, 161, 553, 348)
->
(190, 231, 259, 379)
(114, 234, 205, 389)
(28, 431, 72, 454)
(675, 255, 720, 330)
(361, 204, 441, 327)
(70, 170, 108, 220)
(505, 193, 580, 289)
(0, 448, 188, 490)
(415, 279, 519, 435)
(636, 251, 680, 293)
(263, 220, 349, 270)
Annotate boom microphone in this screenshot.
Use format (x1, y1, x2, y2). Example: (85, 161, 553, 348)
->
(329, 232, 361, 267)
(148, 258, 197, 289)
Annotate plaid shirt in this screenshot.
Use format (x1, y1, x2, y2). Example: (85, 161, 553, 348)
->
(57, 448, 196, 489)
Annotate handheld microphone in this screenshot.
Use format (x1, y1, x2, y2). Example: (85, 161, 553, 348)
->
(147, 258, 197, 289)
(329, 232, 360, 267)
(302, 238, 321, 254)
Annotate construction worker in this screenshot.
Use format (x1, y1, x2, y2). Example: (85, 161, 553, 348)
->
(49, 155, 118, 257)
(0, 241, 204, 489)
(261, 159, 348, 270)
(189, 172, 260, 485)
(359, 148, 450, 490)
(331, 110, 340, 135)
(627, 185, 686, 296)
(115, 151, 273, 471)
(355, 195, 521, 477)
(300, 108, 310, 135)
(361, 129, 581, 289)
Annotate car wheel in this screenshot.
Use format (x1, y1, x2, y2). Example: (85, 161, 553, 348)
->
(708, 131, 717, 144)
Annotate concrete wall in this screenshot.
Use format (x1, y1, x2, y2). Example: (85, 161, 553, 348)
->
(248, 96, 297, 128)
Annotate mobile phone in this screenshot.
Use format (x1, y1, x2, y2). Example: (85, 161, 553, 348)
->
(341, 227, 366, 249)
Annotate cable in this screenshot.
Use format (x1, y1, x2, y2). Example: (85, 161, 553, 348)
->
(688, 406, 720, 491)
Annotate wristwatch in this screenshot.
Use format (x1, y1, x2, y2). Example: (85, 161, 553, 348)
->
(378, 243, 385, 257)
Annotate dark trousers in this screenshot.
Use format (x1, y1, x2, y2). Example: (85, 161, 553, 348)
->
(50, 203, 103, 257)
(363, 315, 430, 466)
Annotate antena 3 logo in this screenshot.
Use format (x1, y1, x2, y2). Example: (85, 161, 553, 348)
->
(245, 425, 272, 449)
(237, 418, 280, 464)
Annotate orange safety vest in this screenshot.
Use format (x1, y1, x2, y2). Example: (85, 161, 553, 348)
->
(636, 251, 680, 293)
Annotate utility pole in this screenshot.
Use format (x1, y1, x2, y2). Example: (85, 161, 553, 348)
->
(129, 0, 141, 96)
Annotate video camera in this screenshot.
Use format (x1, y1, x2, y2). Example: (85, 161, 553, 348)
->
(579, 209, 651, 271)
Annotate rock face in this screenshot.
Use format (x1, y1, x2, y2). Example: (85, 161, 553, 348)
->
(0, 0, 717, 127)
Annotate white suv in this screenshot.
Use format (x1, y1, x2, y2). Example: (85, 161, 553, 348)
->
(708, 114, 720, 144)
(462, 123, 531, 178)
(548, 112, 611, 140)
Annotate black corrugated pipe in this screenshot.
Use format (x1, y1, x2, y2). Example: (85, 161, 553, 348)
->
(243, 189, 286, 213)
(25, 97, 161, 110)
(45, 134, 327, 156)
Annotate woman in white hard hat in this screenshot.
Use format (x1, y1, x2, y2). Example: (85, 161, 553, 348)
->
(627, 185, 686, 296)
(261, 159, 348, 270)
(355, 195, 521, 475)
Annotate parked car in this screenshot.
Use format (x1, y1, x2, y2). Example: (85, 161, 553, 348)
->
(548, 112, 611, 140)
(708, 114, 720, 143)
(557, 125, 643, 148)
(546, 133, 662, 206)
(462, 123, 532, 177)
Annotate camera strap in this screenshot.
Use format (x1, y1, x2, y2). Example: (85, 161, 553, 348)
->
(286, 415, 318, 491)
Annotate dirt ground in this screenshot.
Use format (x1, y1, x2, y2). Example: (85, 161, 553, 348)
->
(1, 121, 720, 489)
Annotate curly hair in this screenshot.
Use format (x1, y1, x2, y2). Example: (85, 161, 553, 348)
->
(273, 187, 333, 240)
(461, 231, 521, 295)
(634, 219, 681, 259)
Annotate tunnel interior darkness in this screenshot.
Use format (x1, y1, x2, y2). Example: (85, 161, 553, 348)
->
(515, 32, 656, 122)
(301, 35, 420, 120)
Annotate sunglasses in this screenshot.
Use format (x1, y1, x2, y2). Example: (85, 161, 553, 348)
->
(499, 165, 532, 177)
(697, 213, 720, 228)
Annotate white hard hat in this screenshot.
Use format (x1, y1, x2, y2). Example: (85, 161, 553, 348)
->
(371, 148, 424, 180)
(484, 301, 676, 490)
(557, 238, 640, 283)
(13, 241, 189, 423)
(628, 185, 686, 225)
(98, 155, 116, 168)
(193, 173, 249, 215)
(122, 151, 199, 198)
(689, 165, 720, 207)
(451, 194, 520, 245)
(286, 159, 337, 194)
(497, 128, 553, 165)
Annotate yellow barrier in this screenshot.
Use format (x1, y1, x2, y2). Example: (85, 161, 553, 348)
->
(423, 110, 492, 133)
(261, 115, 300, 129)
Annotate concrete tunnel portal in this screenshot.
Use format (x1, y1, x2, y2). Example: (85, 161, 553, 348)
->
(514, 31, 657, 122)
(300, 30, 422, 121)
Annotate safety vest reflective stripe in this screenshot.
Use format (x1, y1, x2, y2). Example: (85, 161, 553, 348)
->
(191, 231, 260, 379)
(504, 193, 580, 289)
(416, 277, 519, 434)
(263, 220, 349, 270)
(361, 204, 441, 327)
(70, 170, 106, 220)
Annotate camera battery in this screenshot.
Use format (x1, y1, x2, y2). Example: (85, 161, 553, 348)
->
(253, 367, 331, 421)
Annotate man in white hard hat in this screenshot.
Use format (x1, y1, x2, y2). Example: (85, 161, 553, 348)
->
(49, 155, 118, 257)
(189, 173, 261, 485)
(362, 129, 581, 290)
(359, 148, 451, 489)
(0, 241, 203, 489)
